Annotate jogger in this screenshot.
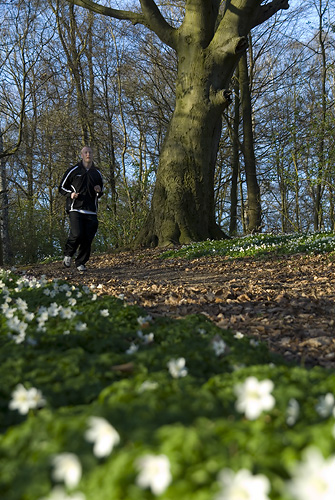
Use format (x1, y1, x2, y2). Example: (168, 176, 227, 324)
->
(59, 146, 103, 271)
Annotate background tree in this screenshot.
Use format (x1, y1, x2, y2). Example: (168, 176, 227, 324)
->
(0, 131, 12, 264)
(239, 49, 262, 232)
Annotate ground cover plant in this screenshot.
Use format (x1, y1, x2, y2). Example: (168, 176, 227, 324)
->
(160, 232, 335, 260)
(1, 234, 335, 500)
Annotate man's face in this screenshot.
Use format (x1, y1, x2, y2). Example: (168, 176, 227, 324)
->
(81, 147, 93, 167)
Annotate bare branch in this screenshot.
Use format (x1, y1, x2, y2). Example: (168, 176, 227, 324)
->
(65, 0, 177, 49)
(65, 0, 145, 24)
(253, 0, 290, 28)
(139, 0, 177, 48)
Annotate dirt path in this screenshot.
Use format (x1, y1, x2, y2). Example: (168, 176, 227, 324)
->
(24, 249, 335, 369)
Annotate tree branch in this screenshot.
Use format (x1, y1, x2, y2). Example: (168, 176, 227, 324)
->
(65, 0, 145, 24)
(253, 0, 289, 28)
(65, 0, 177, 49)
(139, 0, 177, 49)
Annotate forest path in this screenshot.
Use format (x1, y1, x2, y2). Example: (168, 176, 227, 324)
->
(24, 249, 335, 369)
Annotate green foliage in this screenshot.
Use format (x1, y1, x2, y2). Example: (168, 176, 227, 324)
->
(0, 268, 334, 500)
(161, 232, 335, 259)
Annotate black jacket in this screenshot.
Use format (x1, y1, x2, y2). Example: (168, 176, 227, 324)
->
(59, 161, 103, 213)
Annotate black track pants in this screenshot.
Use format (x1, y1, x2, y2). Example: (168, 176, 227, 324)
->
(64, 212, 98, 266)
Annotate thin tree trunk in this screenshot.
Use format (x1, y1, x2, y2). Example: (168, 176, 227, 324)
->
(239, 52, 262, 233)
(291, 152, 301, 231)
(0, 131, 12, 265)
(314, 0, 328, 230)
(229, 75, 240, 236)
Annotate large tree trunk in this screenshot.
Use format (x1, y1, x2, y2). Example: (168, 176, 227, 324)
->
(136, 3, 249, 246)
(136, 55, 230, 246)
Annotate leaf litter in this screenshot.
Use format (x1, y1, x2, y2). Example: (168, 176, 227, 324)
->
(24, 249, 335, 369)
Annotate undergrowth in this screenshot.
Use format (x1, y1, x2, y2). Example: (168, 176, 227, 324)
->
(160, 232, 335, 260)
(1, 234, 335, 500)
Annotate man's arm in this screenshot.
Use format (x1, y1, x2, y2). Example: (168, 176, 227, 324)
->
(59, 166, 77, 197)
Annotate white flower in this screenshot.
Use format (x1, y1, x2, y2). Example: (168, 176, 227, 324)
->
(7, 316, 28, 336)
(9, 384, 46, 414)
(16, 298, 28, 312)
(4, 306, 16, 318)
(48, 303, 60, 317)
(75, 322, 87, 332)
(234, 332, 244, 339)
(167, 357, 188, 378)
(1, 302, 9, 313)
(100, 309, 109, 317)
(215, 468, 271, 500)
(286, 398, 300, 426)
(51, 453, 82, 489)
(11, 331, 27, 344)
(234, 376, 275, 420)
(212, 337, 227, 356)
(137, 315, 152, 327)
(137, 330, 154, 344)
(143, 332, 154, 344)
(286, 447, 335, 500)
(38, 310, 49, 323)
(39, 486, 86, 500)
(315, 393, 335, 418)
(60, 307, 76, 320)
(138, 381, 159, 393)
(126, 342, 139, 355)
(91, 294, 97, 301)
(136, 454, 172, 495)
(85, 416, 120, 457)
(24, 312, 35, 322)
(68, 298, 77, 306)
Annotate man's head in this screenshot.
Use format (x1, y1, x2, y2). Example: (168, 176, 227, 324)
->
(81, 146, 93, 168)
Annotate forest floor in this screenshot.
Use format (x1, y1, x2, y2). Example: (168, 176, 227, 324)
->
(24, 249, 335, 370)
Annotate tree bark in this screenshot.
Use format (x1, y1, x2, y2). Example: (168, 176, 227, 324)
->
(0, 131, 12, 265)
(314, 0, 328, 231)
(229, 75, 240, 236)
(136, 41, 233, 245)
(239, 51, 262, 232)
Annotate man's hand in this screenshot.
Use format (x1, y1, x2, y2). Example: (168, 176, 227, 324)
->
(71, 192, 79, 199)
(94, 185, 101, 193)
